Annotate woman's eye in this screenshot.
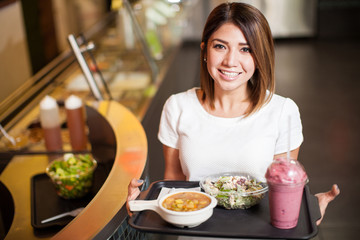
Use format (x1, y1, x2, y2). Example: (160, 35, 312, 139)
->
(214, 44, 225, 49)
(241, 47, 251, 53)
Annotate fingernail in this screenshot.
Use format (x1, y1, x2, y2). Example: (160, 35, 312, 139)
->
(137, 179, 144, 183)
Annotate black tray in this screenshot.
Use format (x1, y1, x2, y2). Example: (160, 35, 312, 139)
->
(30, 170, 107, 229)
(129, 181, 321, 239)
(30, 173, 92, 229)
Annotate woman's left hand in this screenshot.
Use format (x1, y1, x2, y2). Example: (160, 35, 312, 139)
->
(315, 184, 340, 225)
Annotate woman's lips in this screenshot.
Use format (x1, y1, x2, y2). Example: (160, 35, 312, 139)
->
(219, 69, 241, 79)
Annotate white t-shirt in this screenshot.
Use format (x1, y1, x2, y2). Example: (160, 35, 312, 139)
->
(158, 88, 303, 182)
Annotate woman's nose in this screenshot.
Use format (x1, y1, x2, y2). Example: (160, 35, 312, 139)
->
(223, 50, 238, 67)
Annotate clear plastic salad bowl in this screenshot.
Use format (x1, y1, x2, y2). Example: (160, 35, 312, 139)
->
(200, 172, 268, 209)
(46, 154, 97, 199)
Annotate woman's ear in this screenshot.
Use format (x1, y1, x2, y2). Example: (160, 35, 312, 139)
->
(201, 42, 207, 60)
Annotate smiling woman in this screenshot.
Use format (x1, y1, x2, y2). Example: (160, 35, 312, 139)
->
(127, 1, 339, 230)
(127, 1, 301, 203)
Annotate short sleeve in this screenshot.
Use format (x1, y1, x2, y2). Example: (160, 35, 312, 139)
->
(158, 95, 180, 149)
(275, 98, 304, 154)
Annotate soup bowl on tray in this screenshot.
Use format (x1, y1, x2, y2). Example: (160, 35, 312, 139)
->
(129, 190, 217, 228)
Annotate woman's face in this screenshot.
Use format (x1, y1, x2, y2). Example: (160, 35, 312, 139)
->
(205, 22, 255, 94)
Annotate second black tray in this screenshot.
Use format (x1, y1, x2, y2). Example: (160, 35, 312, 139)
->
(129, 181, 321, 239)
(31, 173, 94, 229)
(31, 163, 109, 230)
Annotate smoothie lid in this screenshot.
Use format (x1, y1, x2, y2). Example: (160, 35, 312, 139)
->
(265, 158, 308, 184)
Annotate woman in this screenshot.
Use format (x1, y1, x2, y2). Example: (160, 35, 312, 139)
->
(128, 2, 339, 225)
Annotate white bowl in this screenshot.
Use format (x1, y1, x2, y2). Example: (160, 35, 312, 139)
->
(129, 190, 217, 228)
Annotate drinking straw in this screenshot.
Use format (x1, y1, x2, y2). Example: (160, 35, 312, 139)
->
(287, 115, 291, 160)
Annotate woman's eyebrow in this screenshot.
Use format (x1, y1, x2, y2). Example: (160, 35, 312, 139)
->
(211, 38, 249, 46)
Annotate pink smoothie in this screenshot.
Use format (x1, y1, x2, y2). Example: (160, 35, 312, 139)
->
(265, 158, 308, 229)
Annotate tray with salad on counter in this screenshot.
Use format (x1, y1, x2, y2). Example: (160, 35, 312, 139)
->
(31, 154, 108, 229)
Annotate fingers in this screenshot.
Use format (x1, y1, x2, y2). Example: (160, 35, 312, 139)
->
(329, 184, 340, 198)
(126, 178, 144, 216)
(128, 187, 141, 201)
(127, 178, 143, 200)
(128, 178, 143, 191)
(132, 178, 144, 187)
(315, 184, 340, 225)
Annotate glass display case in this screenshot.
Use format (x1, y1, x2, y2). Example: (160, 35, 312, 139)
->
(0, 0, 197, 153)
(0, 0, 199, 239)
(61, 0, 196, 116)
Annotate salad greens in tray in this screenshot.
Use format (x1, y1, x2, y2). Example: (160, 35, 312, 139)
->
(200, 173, 268, 209)
(46, 153, 97, 199)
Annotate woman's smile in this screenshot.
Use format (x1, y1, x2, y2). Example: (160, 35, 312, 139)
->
(218, 69, 241, 79)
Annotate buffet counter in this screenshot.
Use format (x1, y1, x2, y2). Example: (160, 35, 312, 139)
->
(0, 100, 147, 239)
(0, 1, 199, 239)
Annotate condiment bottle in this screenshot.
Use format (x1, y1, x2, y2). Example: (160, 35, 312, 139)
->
(65, 95, 88, 151)
(39, 95, 63, 151)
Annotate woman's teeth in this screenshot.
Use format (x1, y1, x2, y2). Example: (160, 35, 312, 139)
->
(220, 70, 239, 77)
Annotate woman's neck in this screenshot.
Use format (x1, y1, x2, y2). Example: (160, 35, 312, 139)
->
(197, 87, 251, 118)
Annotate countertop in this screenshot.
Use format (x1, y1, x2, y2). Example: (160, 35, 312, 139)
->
(0, 100, 148, 239)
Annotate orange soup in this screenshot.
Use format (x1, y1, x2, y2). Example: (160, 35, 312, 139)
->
(162, 192, 211, 212)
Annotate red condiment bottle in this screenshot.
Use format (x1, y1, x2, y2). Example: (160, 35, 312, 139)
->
(65, 95, 88, 151)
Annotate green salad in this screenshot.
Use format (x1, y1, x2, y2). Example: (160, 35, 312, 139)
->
(201, 174, 268, 209)
(46, 154, 97, 199)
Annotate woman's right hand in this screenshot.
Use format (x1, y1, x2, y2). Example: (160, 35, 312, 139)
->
(126, 178, 144, 216)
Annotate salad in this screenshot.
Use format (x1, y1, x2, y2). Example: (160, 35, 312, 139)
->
(46, 154, 97, 199)
(201, 174, 268, 209)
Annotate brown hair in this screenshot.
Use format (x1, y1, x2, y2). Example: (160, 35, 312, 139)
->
(200, 2, 275, 117)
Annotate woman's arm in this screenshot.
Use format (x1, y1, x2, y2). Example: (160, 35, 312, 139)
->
(163, 145, 186, 180)
(126, 144, 185, 215)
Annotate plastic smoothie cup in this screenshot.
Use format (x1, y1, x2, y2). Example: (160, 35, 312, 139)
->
(265, 158, 308, 229)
